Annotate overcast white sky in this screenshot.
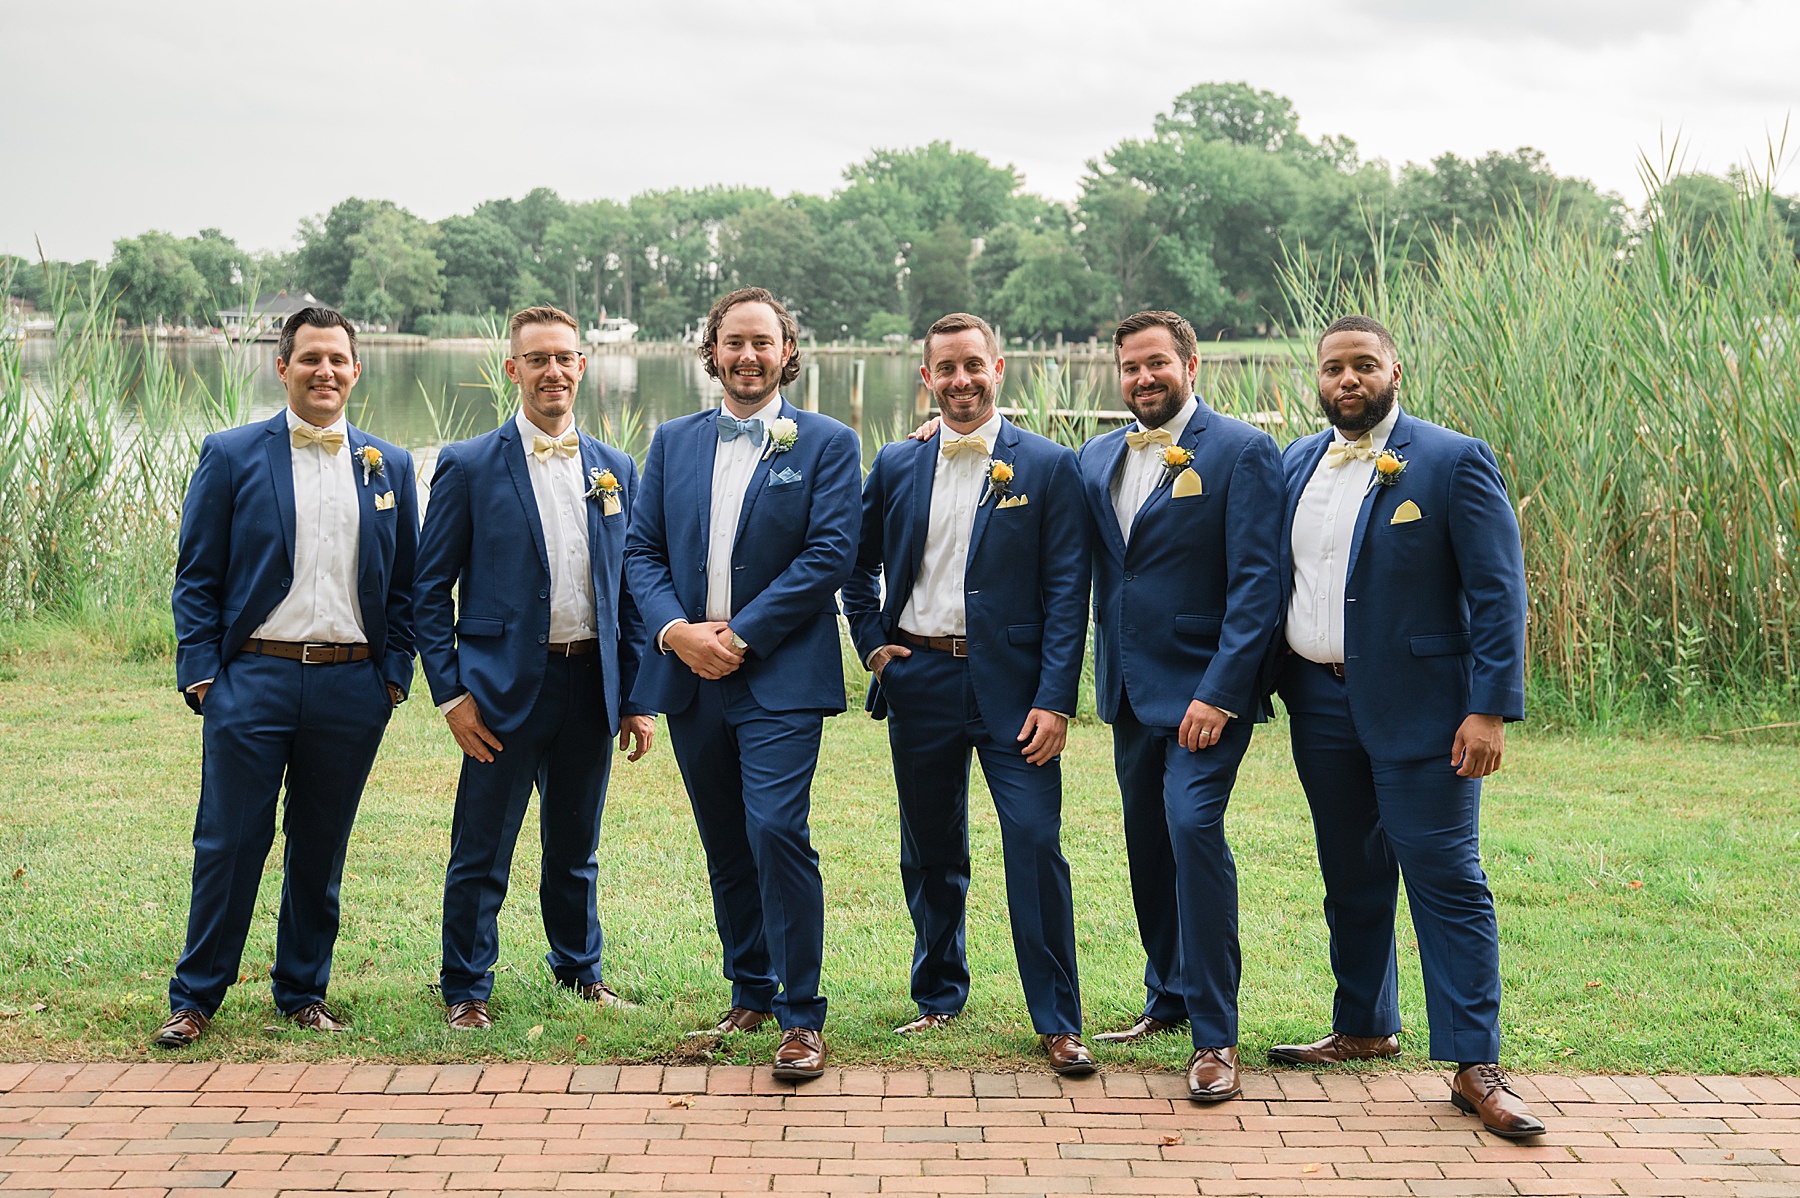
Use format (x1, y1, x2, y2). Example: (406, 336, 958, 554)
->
(3, 0, 1796, 262)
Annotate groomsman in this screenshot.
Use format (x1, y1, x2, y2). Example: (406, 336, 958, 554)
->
(1269, 315, 1541, 1138)
(161, 308, 416, 1046)
(843, 313, 1095, 1075)
(414, 306, 655, 1031)
(623, 286, 861, 1080)
(1076, 311, 1283, 1101)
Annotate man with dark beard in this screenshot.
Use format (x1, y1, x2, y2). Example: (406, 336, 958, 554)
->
(1267, 315, 1542, 1138)
(1074, 311, 1283, 1102)
(843, 312, 1094, 1074)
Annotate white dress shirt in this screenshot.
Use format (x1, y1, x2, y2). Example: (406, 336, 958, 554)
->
(1286, 403, 1402, 664)
(253, 407, 365, 644)
(898, 410, 1004, 638)
(442, 412, 597, 716)
(656, 394, 784, 652)
(1111, 394, 1197, 545)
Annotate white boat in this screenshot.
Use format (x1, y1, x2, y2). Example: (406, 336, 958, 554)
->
(585, 316, 639, 346)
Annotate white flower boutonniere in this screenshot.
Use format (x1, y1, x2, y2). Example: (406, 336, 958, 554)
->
(356, 445, 385, 487)
(762, 417, 799, 461)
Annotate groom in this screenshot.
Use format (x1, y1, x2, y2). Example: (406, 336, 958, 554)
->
(623, 286, 861, 1080)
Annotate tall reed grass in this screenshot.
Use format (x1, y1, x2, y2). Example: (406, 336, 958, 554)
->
(1282, 162, 1800, 726)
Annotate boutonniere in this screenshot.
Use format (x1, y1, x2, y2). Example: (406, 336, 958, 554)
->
(762, 417, 799, 461)
(1159, 444, 1194, 488)
(1371, 449, 1407, 488)
(356, 445, 384, 487)
(586, 467, 622, 516)
(980, 458, 1015, 507)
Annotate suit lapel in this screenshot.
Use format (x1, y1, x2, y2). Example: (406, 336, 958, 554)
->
(1127, 402, 1208, 545)
(731, 398, 789, 547)
(694, 409, 720, 549)
(906, 436, 938, 589)
(579, 434, 608, 607)
(500, 420, 551, 574)
(346, 426, 380, 593)
(1092, 431, 1129, 563)
(1344, 413, 1414, 583)
(965, 418, 1017, 563)
(261, 411, 297, 571)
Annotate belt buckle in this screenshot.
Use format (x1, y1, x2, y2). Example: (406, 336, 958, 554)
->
(300, 643, 336, 665)
(951, 637, 968, 658)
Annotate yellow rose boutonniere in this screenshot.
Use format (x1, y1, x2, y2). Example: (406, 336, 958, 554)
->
(1160, 444, 1194, 487)
(981, 458, 1015, 506)
(585, 467, 619, 501)
(356, 445, 384, 486)
(1372, 449, 1407, 487)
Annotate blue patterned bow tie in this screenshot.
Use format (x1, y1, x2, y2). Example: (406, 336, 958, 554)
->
(717, 414, 765, 444)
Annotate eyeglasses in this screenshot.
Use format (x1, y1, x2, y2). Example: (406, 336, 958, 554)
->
(517, 351, 583, 369)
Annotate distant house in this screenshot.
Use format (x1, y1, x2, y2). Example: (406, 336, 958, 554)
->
(216, 290, 320, 341)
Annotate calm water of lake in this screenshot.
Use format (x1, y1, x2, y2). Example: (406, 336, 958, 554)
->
(22, 339, 1137, 455)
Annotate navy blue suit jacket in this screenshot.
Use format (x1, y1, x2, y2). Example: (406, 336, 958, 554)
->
(173, 409, 418, 710)
(413, 420, 650, 736)
(1277, 411, 1527, 760)
(1077, 399, 1284, 728)
(843, 418, 1091, 738)
(623, 400, 862, 715)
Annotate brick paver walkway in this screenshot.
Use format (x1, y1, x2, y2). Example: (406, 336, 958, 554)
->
(1, 1062, 1797, 1197)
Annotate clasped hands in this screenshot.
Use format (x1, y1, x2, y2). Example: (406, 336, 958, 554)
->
(666, 619, 746, 680)
(870, 643, 1067, 766)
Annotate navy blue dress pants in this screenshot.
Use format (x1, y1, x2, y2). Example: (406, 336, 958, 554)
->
(1111, 692, 1251, 1048)
(1279, 657, 1503, 1063)
(169, 652, 390, 1017)
(666, 674, 828, 1031)
(440, 652, 615, 1005)
(880, 649, 1082, 1036)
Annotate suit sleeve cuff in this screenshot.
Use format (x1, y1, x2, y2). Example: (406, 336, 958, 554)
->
(184, 678, 214, 693)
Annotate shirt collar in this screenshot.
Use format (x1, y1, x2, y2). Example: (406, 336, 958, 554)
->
(1331, 402, 1402, 451)
(286, 407, 348, 437)
(720, 393, 784, 425)
(516, 409, 578, 444)
(944, 410, 1004, 449)
(1135, 394, 1197, 440)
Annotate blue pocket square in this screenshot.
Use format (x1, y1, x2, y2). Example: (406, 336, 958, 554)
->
(768, 467, 803, 486)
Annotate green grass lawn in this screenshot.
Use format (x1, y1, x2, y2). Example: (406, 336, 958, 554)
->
(0, 635, 1795, 1074)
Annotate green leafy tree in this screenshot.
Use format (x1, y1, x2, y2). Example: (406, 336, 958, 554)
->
(296, 197, 393, 305)
(438, 213, 525, 314)
(541, 199, 637, 323)
(838, 142, 1027, 248)
(185, 228, 246, 309)
(108, 230, 207, 326)
(342, 207, 445, 330)
(721, 201, 822, 321)
(986, 227, 1105, 341)
(861, 310, 911, 341)
(905, 219, 974, 335)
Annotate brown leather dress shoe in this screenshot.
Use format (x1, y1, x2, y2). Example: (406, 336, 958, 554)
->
(569, 981, 638, 1010)
(683, 1006, 773, 1039)
(152, 1008, 208, 1049)
(1268, 1031, 1401, 1066)
(1093, 1014, 1183, 1045)
(446, 999, 492, 1030)
(1451, 1064, 1545, 1139)
(1185, 1046, 1241, 1102)
(1041, 1033, 1097, 1076)
(288, 1001, 349, 1032)
(771, 1027, 826, 1080)
(894, 1012, 957, 1035)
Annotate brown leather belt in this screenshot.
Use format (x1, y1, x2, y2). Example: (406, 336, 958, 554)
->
(548, 639, 599, 656)
(900, 629, 967, 658)
(243, 638, 370, 665)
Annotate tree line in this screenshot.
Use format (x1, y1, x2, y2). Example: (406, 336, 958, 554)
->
(8, 82, 1798, 342)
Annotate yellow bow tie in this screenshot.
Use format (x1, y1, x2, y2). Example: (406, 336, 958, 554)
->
(1125, 427, 1173, 450)
(1324, 434, 1376, 468)
(291, 424, 345, 454)
(532, 430, 580, 462)
(941, 434, 989, 460)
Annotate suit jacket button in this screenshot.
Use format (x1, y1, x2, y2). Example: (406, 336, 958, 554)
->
(539, 589, 549, 599)
(281, 578, 290, 588)
(538, 634, 548, 644)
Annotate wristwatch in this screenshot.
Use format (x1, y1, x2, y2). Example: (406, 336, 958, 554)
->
(730, 632, 748, 651)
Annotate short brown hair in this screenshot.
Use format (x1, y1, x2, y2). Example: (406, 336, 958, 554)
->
(509, 305, 579, 354)
(1318, 314, 1398, 359)
(922, 312, 999, 364)
(1112, 310, 1197, 364)
(700, 287, 802, 387)
(278, 306, 358, 364)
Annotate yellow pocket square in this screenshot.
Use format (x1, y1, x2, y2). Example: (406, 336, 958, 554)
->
(1390, 499, 1422, 524)
(374, 491, 396, 511)
(602, 495, 622, 516)
(997, 494, 1029, 509)
(1171, 467, 1203, 498)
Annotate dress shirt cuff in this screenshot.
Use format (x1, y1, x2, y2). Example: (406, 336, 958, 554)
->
(656, 619, 686, 653)
(438, 692, 471, 716)
(1218, 708, 1238, 720)
(184, 679, 214, 694)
